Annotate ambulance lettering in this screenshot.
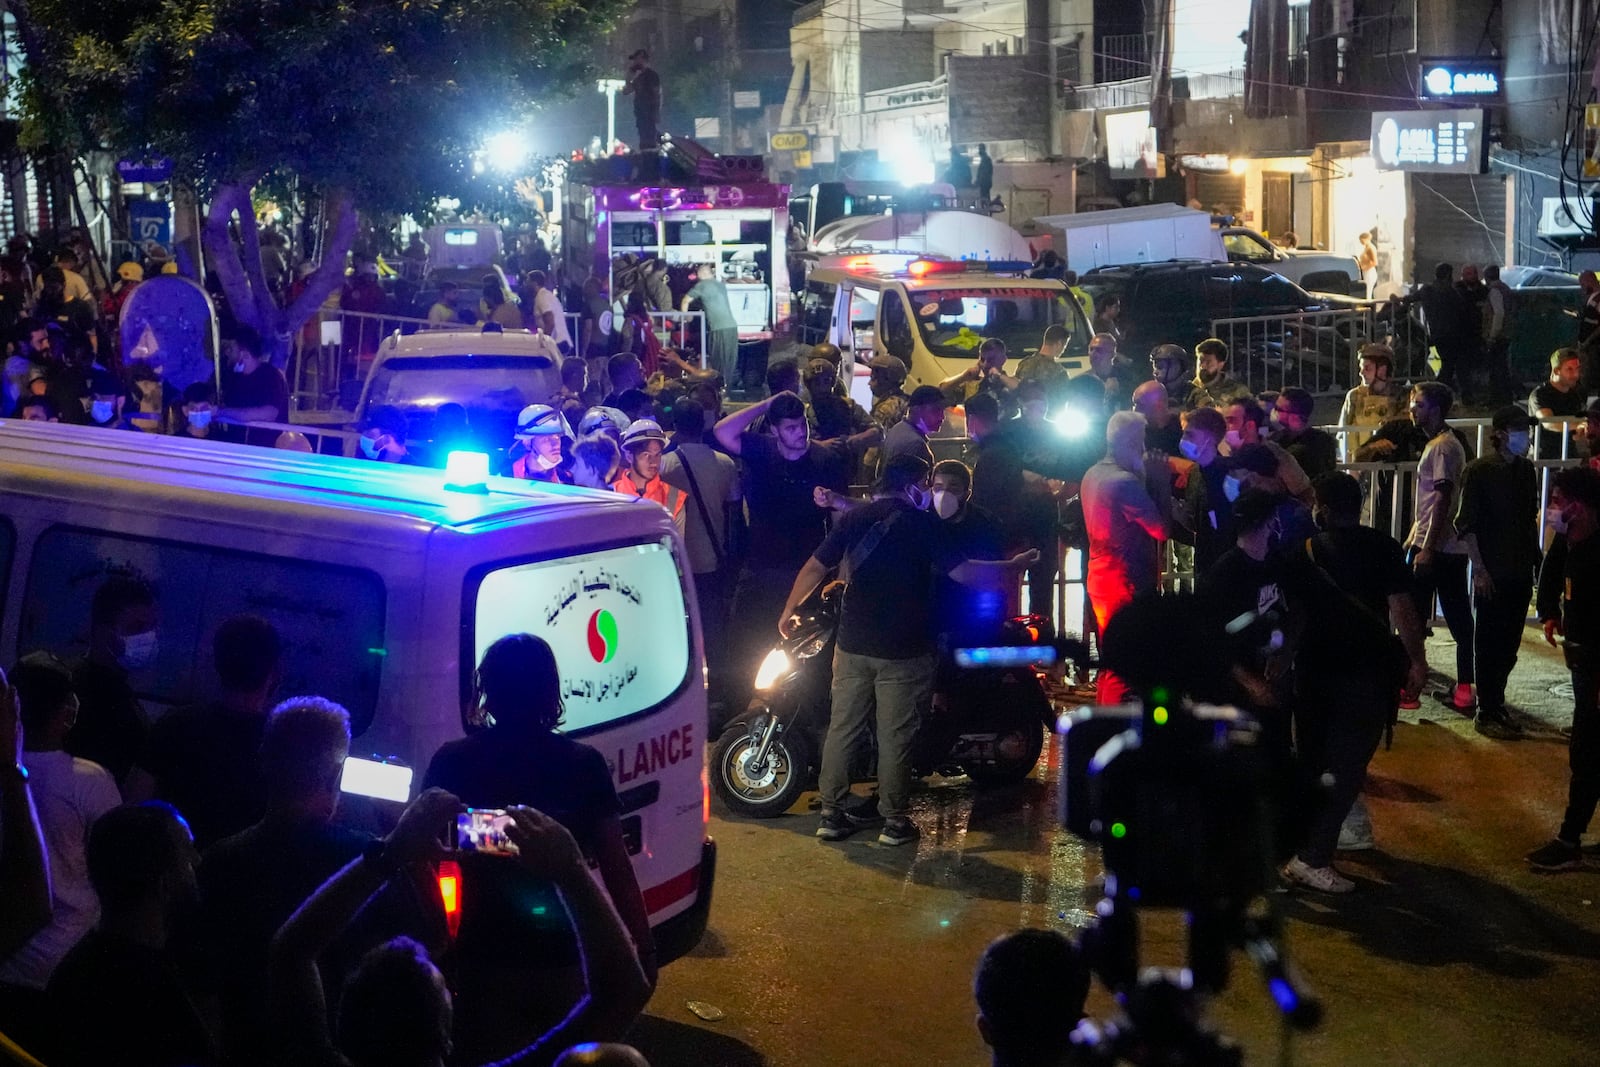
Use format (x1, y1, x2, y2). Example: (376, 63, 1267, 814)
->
(613, 723, 695, 784)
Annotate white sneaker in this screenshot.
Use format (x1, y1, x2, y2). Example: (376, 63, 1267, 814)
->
(1338, 797, 1375, 851)
(1282, 857, 1356, 894)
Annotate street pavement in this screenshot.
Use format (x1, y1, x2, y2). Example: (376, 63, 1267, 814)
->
(629, 627, 1600, 1066)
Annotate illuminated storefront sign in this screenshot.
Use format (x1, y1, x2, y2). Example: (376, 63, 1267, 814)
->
(1418, 58, 1503, 102)
(1371, 109, 1485, 174)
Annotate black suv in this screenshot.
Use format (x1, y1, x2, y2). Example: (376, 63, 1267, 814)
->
(1080, 260, 1370, 394)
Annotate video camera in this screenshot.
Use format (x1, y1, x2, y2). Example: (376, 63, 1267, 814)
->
(964, 593, 1321, 1065)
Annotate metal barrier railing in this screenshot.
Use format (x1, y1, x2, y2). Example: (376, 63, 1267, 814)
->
(290, 308, 434, 411)
(1210, 305, 1381, 398)
(217, 416, 362, 456)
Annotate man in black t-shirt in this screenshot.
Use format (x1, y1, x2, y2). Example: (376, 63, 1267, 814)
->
(714, 391, 880, 714)
(1457, 408, 1542, 739)
(1530, 347, 1587, 459)
(779, 455, 1033, 847)
(130, 615, 283, 848)
(46, 803, 213, 1067)
(197, 697, 376, 1067)
(218, 325, 289, 446)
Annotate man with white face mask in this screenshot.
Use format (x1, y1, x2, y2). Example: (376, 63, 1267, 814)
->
(1456, 406, 1542, 739)
(1080, 411, 1167, 703)
(66, 575, 160, 786)
(781, 455, 1035, 847)
(217, 327, 288, 447)
(930, 460, 1006, 646)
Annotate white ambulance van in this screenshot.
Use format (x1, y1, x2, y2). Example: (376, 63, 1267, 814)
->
(0, 422, 713, 959)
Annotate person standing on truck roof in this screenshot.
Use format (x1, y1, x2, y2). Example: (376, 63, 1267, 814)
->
(624, 49, 662, 151)
(975, 144, 994, 205)
(680, 264, 738, 386)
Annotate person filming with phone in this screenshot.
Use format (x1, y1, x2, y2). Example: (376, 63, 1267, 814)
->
(422, 635, 653, 1063)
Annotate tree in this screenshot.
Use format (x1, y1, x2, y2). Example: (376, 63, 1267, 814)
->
(15, 0, 631, 359)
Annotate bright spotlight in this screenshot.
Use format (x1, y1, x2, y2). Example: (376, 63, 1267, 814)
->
(483, 130, 530, 174)
(1052, 406, 1090, 438)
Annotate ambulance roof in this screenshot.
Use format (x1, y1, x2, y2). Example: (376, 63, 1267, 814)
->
(0, 422, 637, 534)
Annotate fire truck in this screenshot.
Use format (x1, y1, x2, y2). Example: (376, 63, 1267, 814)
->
(562, 141, 792, 344)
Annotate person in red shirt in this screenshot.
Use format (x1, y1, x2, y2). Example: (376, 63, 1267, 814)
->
(611, 419, 684, 530)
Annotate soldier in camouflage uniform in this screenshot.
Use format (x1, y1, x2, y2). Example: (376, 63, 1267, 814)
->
(868, 354, 911, 429)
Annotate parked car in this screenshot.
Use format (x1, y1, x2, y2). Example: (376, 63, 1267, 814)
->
(1080, 260, 1371, 394)
(353, 326, 562, 465)
(1220, 227, 1364, 297)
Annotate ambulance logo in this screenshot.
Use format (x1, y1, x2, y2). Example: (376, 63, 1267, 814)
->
(587, 609, 619, 663)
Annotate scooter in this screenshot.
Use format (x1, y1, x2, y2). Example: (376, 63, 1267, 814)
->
(711, 582, 1059, 818)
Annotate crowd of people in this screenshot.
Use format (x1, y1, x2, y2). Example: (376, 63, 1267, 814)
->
(5, 225, 1600, 1062)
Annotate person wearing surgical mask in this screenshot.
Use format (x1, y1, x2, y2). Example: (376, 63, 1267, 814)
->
(84, 370, 132, 431)
(779, 453, 1035, 847)
(65, 574, 160, 785)
(1455, 406, 1542, 740)
(930, 459, 1007, 649)
(1222, 397, 1314, 508)
(216, 326, 289, 446)
(1172, 406, 1237, 573)
(174, 380, 218, 439)
(356, 405, 409, 463)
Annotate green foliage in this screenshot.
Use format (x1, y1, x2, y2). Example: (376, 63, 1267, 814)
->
(18, 0, 633, 209)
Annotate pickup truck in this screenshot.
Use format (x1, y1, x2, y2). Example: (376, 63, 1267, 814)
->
(1220, 227, 1363, 297)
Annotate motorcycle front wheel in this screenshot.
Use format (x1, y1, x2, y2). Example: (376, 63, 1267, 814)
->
(961, 720, 1045, 787)
(712, 725, 815, 818)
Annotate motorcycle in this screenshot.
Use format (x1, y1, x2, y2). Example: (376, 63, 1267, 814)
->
(711, 581, 1059, 818)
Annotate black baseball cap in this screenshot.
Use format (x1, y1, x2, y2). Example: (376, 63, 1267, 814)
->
(1491, 405, 1533, 432)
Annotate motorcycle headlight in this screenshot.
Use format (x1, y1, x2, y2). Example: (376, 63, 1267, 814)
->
(754, 648, 793, 692)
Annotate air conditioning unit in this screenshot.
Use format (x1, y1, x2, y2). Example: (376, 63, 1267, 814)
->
(1538, 196, 1593, 238)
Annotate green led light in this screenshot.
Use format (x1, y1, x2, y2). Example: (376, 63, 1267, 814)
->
(1151, 686, 1170, 704)
(939, 919, 951, 928)
(367, 648, 388, 656)
(1110, 822, 1127, 839)
(531, 906, 547, 916)
(1153, 706, 1169, 725)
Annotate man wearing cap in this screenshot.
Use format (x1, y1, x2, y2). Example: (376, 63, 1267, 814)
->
(510, 404, 570, 482)
(881, 384, 947, 477)
(867, 355, 911, 430)
(1456, 406, 1542, 739)
(1337, 343, 1405, 460)
(623, 49, 662, 150)
(613, 419, 685, 532)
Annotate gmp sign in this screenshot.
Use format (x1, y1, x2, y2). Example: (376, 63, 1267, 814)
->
(770, 131, 809, 152)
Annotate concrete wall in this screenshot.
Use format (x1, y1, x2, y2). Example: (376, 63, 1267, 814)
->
(860, 30, 937, 94)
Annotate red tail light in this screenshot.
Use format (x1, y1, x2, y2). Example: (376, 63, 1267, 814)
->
(438, 859, 462, 938)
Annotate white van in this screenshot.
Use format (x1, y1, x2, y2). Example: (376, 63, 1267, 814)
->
(0, 423, 713, 960)
(796, 257, 1093, 406)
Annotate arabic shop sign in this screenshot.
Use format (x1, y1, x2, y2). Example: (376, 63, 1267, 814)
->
(1418, 58, 1503, 102)
(1371, 109, 1485, 174)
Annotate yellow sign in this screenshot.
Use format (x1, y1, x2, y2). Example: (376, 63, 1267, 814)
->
(770, 131, 810, 152)
(793, 150, 813, 169)
(1587, 106, 1600, 178)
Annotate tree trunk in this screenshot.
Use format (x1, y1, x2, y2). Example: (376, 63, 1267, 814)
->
(202, 180, 357, 367)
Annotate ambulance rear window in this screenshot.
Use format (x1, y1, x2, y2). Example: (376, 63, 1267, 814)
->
(464, 538, 692, 735)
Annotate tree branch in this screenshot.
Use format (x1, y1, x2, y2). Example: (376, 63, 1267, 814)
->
(283, 192, 357, 333)
(236, 199, 277, 335)
(202, 180, 260, 336)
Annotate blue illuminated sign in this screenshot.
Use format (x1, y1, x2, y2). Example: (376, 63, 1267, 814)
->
(1418, 58, 1503, 102)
